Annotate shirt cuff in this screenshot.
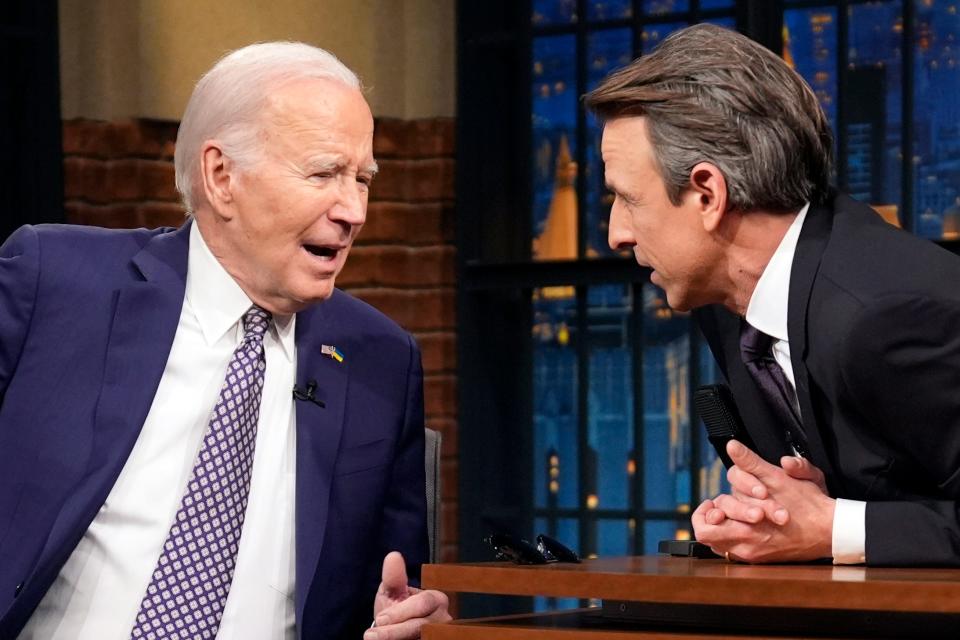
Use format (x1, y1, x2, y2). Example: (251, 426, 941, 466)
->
(831, 498, 867, 564)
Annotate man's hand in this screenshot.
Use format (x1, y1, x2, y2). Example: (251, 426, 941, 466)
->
(365, 551, 451, 640)
(692, 440, 835, 563)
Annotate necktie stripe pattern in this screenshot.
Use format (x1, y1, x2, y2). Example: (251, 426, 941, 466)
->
(738, 320, 808, 457)
(130, 306, 271, 640)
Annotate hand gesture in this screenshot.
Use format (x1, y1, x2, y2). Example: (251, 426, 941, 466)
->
(365, 551, 451, 639)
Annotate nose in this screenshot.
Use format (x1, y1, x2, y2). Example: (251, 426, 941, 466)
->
(607, 200, 635, 252)
(328, 177, 367, 227)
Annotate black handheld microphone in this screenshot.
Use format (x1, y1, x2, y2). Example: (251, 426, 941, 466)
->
(292, 379, 325, 408)
(693, 383, 756, 468)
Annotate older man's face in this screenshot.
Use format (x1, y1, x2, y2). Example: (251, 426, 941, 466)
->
(219, 78, 375, 314)
(602, 116, 721, 311)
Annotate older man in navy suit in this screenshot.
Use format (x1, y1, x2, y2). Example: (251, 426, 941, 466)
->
(0, 42, 448, 639)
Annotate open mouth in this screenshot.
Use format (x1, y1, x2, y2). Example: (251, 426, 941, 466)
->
(303, 244, 339, 260)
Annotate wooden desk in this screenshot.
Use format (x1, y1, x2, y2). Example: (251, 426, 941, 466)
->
(421, 556, 960, 638)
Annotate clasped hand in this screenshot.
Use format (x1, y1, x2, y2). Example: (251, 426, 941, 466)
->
(364, 551, 451, 640)
(692, 440, 836, 563)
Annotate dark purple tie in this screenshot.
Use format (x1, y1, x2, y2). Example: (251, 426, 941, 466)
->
(129, 305, 271, 640)
(739, 320, 808, 457)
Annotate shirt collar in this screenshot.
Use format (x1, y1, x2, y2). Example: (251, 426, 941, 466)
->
(186, 223, 295, 362)
(744, 203, 810, 343)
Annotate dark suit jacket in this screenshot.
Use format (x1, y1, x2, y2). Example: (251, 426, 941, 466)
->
(696, 192, 960, 566)
(0, 223, 428, 639)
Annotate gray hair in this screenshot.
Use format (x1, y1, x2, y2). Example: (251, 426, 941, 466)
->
(174, 41, 362, 214)
(585, 24, 833, 212)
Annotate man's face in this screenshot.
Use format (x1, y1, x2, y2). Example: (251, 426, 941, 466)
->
(602, 116, 721, 311)
(214, 78, 375, 314)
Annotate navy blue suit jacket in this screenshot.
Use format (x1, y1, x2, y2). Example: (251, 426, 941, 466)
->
(0, 223, 428, 639)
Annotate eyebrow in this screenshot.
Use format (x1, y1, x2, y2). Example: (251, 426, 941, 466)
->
(304, 156, 378, 175)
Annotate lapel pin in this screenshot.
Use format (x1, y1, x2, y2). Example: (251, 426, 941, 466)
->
(321, 344, 344, 363)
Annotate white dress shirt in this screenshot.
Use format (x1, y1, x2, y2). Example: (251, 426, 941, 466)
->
(21, 223, 299, 639)
(744, 203, 866, 565)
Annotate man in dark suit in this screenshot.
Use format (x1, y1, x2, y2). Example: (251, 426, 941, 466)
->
(0, 42, 449, 638)
(586, 24, 960, 566)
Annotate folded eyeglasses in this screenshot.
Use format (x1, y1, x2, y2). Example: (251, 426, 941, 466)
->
(484, 532, 581, 565)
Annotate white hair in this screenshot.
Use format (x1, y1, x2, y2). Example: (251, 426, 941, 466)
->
(174, 41, 362, 214)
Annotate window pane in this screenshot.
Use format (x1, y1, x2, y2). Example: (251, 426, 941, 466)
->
(846, 2, 903, 218)
(642, 286, 692, 512)
(533, 287, 579, 509)
(913, 0, 960, 239)
(533, 0, 578, 26)
(595, 518, 632, 557)
(642, 1, 690, 16)
(702, 16, 736, 30)
(700, 0, 735, 10)
(587, 285, 634, 511)
(696, 338, 731, 502)
(587, 29, 633, 258)
(784, 7, 839, 132)
(641, 21, 689, 54)
(643, 519, 691, 555)
(533, 36, 579, 261)
(588, 0, 632, 21)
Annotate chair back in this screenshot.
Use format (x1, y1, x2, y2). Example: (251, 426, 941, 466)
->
(424, 428, 442, 563)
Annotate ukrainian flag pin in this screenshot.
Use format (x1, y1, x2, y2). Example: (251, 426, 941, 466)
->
(321, 344, 344, 363)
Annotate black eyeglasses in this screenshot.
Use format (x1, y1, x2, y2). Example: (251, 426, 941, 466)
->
(484, 533, 581, 565)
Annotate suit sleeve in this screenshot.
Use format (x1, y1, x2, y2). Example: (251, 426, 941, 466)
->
(838, 294, 960, 565)
(377, 333, 429, 578)
(0, 225, 41, 404)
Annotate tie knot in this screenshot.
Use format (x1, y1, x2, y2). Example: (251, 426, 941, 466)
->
(242, 305, 272, 343)
(740, 321, 773, 363)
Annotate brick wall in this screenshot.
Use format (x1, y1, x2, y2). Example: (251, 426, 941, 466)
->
(62, 117, 459, 563)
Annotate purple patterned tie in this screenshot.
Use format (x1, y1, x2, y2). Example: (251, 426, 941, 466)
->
(739, 320, 808, 457)
(129, 305, 271, 640)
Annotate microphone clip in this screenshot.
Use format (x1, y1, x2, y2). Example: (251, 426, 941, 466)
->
(292, 379, 326, 408)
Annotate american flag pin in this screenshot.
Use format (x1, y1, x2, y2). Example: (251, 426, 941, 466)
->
(321, 344, 344, 363)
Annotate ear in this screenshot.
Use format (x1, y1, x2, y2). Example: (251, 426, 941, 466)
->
(685, 162, 728, 233)
(198, 141, 236, 221)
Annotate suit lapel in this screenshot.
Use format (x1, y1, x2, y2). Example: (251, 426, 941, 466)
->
(787, 199, 839, 489)
(26, 224, 191, 597)
(293, 299, 349, 625)
(699, 306, 794, 462)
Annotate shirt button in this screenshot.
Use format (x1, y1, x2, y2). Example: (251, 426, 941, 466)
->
(14, 582, 24, 597)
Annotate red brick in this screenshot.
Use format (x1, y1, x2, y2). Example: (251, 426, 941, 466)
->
(136, 119, 179, 159)
(138, 202, 187, 229)
(335, 247, 380, 288)
(103, 120, 145, 158)
(139, 160, 179, 201)
(441, 502, 458, 545)
(63, 157, 85, 199)
(62, 119, 111, 158)
(348, 288, 454, 332)
(417, 332, 456, 373)
(426, 418, 458, 457)
(441, 459, 458, 501)
(424, 374, 456, 418)
(389, 246, 454, 287)
(64, 201, 91, 225)
(373, 117, 455, 159)
(360, 202, 454, 246)
(106, 159, 143, 201)
(63, 118, 179, 161)
(371, 158, 455, 202)
(341, 246, 454, 288)
(68, 203, 140, 228)
(75, 158, 110, 204)
(440, 544, 459, 565)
